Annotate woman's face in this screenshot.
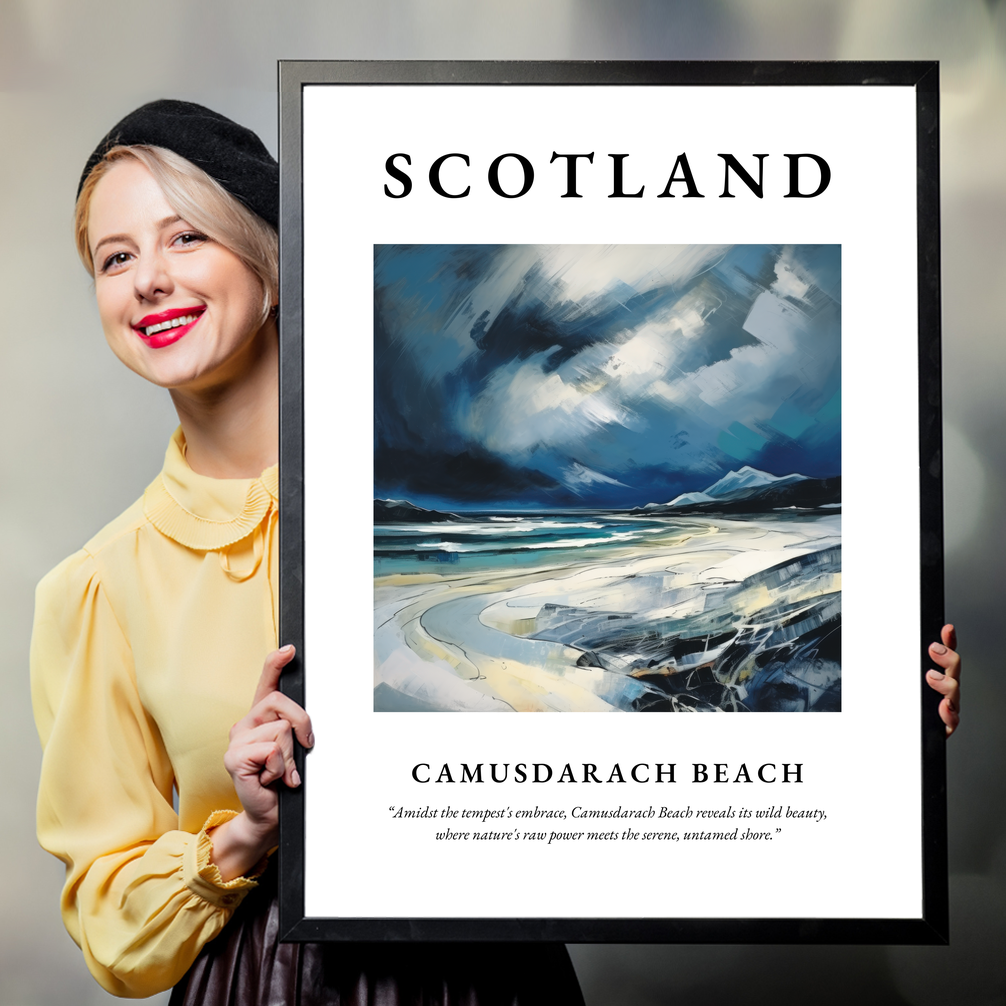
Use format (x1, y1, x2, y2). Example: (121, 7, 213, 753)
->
(87, 158, 270, 393)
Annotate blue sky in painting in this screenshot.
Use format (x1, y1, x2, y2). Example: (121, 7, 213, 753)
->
(374, 244, 841, 510)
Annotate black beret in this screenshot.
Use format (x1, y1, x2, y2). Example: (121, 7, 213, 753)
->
(78, 99, 278, 228)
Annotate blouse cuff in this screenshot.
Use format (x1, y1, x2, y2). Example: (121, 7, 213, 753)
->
(183, 810, 269, 909)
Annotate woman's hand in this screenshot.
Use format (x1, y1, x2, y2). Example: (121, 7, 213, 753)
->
(209, 645, 314, 881)
(926, 624, 961, 737)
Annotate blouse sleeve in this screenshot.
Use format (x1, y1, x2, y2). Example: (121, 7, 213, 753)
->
(30, 549, 262, 998)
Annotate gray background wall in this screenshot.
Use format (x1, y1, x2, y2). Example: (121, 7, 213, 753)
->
(1, 2, 1003, 1003)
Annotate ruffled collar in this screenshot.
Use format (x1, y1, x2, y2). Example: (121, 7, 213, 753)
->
(143, 428, 278, 551)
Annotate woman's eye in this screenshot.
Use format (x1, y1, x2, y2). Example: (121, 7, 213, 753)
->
(101, 251, 132, 273)
(173, 231, 208, 248)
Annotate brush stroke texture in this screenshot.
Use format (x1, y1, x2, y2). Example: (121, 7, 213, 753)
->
(375, 244, 840, 509)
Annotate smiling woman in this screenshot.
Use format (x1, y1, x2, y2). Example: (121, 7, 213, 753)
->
(30, 100, 585, 1004)
(87, 158, 269, 378)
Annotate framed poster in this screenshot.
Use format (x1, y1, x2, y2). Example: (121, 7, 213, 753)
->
(277, 61, 946, 943)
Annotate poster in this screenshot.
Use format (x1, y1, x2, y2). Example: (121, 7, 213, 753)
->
(278, 62, 945, 942)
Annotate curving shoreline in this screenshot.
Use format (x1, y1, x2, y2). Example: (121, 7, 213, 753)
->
(374, 514, 841, 713)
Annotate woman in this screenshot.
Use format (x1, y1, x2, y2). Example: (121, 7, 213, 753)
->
(31, 100, 586, 1003)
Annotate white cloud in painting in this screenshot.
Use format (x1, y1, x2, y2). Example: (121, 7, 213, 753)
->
(673, 289, 834, 428)
(458, 250, 837, 473)
(771, 258, 811, 301)
(460, 290, 722, 460)
(600, 325, 676, 386)
(537, 243, 728, 303)
(563, 462, 630, 492)
(462, 350, 638, 456)
(431, 244, 727, 385)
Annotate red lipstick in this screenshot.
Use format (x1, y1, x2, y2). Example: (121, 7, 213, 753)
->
(132, 306, 205, 349)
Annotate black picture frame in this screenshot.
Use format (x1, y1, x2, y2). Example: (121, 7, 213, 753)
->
(277, 60, 945, 944)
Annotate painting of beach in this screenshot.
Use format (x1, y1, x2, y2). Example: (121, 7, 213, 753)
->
(374, 244, 841, 712)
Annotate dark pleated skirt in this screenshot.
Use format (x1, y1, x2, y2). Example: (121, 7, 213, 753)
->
(169, 869, 584, 1006)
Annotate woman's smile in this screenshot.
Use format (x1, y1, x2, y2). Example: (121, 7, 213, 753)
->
(133, 305, 207, 347)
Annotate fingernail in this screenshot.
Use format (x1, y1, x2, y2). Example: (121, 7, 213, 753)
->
(292, 768, 301, 787)
(280, 644, 295, 654)
(928, 670, 944, 679)
(307, 732, 315, 748)
(931, 643, 947, 655)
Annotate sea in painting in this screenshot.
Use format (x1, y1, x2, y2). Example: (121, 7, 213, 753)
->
(374, 244, 841, 713)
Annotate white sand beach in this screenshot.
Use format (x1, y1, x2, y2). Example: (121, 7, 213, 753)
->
(374, 513, 841, 713)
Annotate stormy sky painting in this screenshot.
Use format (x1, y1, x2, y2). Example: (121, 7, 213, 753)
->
(374, 244, 840, 511)
(374, 244, 842, 715)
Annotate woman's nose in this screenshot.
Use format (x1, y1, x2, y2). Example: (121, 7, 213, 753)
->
(133, 249, 173, 302)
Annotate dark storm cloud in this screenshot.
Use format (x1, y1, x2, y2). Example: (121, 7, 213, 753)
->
(374, 244, 841, 508)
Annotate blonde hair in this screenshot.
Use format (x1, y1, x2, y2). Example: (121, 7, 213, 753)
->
(75, 145, 278, 322)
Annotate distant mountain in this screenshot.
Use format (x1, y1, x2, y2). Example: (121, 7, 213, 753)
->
(633, 467, 839, 516)
(702, 465, 808, 500)
(374, 499, 465, 523)
(651, 490, 715, 509)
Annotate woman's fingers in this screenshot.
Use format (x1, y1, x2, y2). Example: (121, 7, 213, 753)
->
(232, 689, 314, 750)
(230, 719, 302, 788)
(242, 644, 314, 749)
(223, 645, 311, 813)
(941, 623, 958, 653)
(925, 627, 957, 684)
(226, 739, 288, 787)
(924, 681, 961, 736)
(928, 636, 961, 684)
(925, 667, 959, 704)
(259, 742, 289, 787)
(252, 644, 297, 707)
(942, 699, 961, 736)
(927, 623, 961, 737)
(255, 691, 313, 749)
(218, 646, 309, 846)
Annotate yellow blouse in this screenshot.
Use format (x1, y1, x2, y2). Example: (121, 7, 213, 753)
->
(31, 428, 279, 998)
